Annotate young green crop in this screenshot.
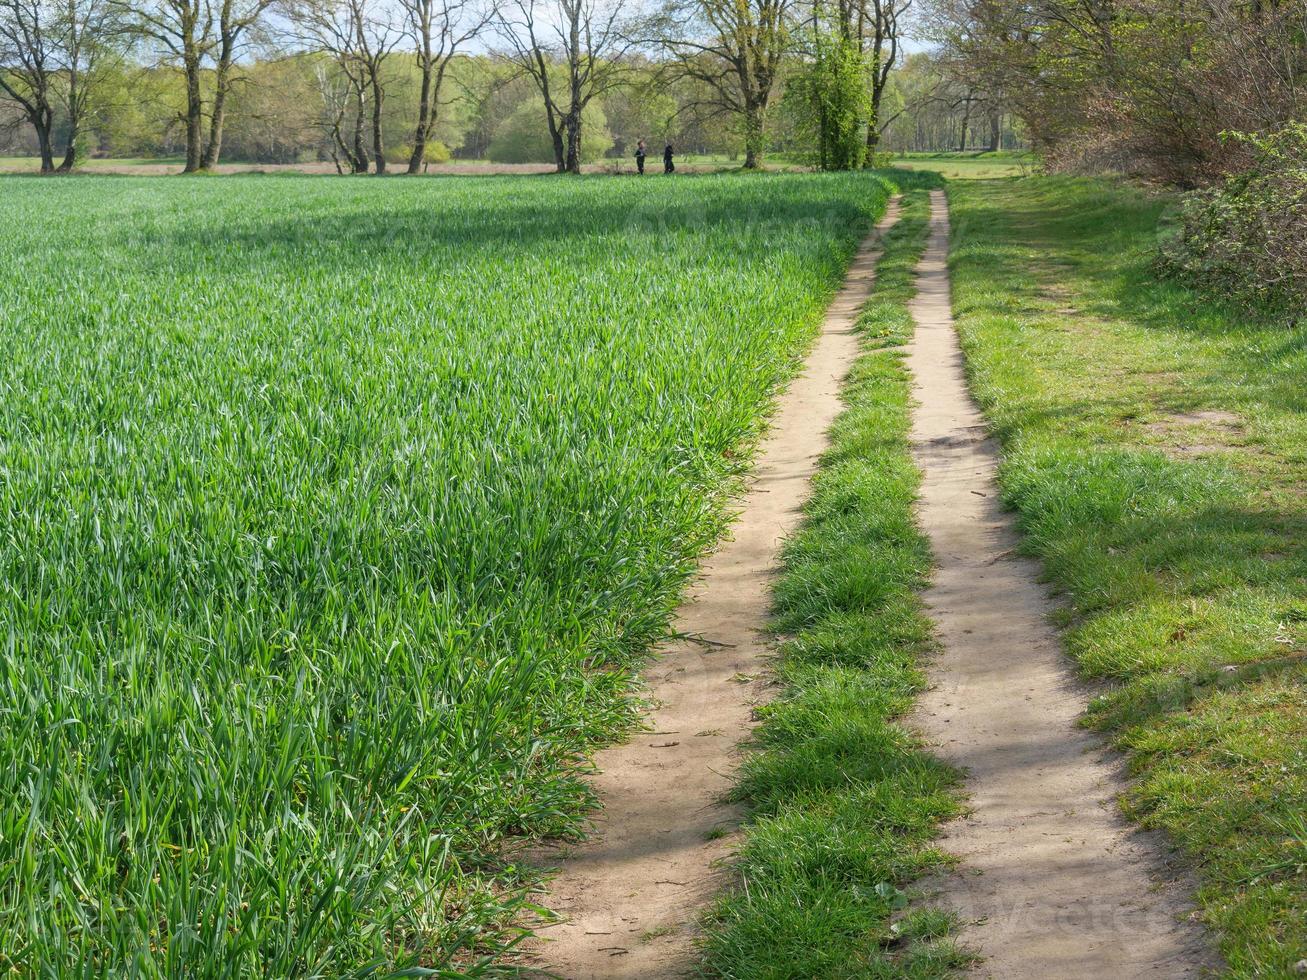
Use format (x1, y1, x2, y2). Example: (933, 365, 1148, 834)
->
(0, 172, 895, 974)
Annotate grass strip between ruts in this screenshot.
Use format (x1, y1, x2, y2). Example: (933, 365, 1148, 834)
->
(701, 181, 973, 979)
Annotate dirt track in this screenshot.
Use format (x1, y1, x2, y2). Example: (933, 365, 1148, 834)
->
(906, 190, 1218, 977)
(524, 200, 903, 979)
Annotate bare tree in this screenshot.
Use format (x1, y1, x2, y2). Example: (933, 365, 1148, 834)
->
(124, 0, 214, 171)
(858, 0, 910, 155)
(495, 0, 561, 167)
(401, 0, 492, 173)
(0, 0, 60, 170)
(655, 0, 794, 168)
(283, 0, 400, 171)
(123, 0, 277, 171)
(56, 0, 123, 168)
(351, 0, 399, 171)
(0, 0, 120, 171)
(496, 0, 638, 173)
(200, 0, 279, 168)
(314, 55, 368, 171)
(299, 13, 371, 171)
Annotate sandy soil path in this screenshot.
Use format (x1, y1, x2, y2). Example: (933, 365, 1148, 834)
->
(525, 200, 903, 979)
(906, 190, 1218, 977)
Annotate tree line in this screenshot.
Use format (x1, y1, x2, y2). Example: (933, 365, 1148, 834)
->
(1, 0, 933, 173)
(924, 0, 1306, 188)
(919, 0, 1304, 314)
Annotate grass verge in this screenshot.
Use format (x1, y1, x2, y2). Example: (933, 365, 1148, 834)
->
(701, 180, 971, 978)
(947, 176, 1307, 977)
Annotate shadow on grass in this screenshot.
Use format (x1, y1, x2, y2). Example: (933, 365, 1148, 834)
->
(110, 173, 912, 276)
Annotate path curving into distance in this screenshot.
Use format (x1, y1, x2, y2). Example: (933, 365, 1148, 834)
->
(906, 190, 1218, 977)
(525, 200, 904, 979)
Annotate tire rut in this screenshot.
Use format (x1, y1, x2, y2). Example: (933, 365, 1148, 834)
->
(523, 200, 905, 979)
(906, 190, 1219, 978)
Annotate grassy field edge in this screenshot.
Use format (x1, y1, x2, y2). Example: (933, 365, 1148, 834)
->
(700, 182, 971, 978)
(946, 176, 1306, 977)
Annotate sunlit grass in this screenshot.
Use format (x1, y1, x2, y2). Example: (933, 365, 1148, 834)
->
(703, 181, 970, 978)
(891, 151, 1034, 180)
(0, 171, 896, 973)
(947, 176, 1307, 977)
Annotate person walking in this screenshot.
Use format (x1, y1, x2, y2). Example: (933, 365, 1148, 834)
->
(663, 143, 675, 174)
(635, 139, 647, 175)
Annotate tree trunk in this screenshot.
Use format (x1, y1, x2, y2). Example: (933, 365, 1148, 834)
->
(35, 110, 55, 174)
(201, 48, 234, 170)
(564, 5, 582, 174)
(407, 7, 438, 177)
(742, 100, 764, 169)
(819, 102, 828, 171)
(370, 73, 386, 173)
(352, 86, 368, 173)
(407, 57, 433, 174)
(182, 50, 204, 173)
(201, 86, 226, 170)
(988, 111, 1001, 152)
(330, 97, 357, 173)
(866, 80, 885, 164)
(564, 111, 582, 174)
(57, 117, 78, 172)
(547, 114, 565, 172)
(57, 71, 81, 172)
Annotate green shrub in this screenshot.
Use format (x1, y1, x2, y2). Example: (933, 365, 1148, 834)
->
(384, 142, 413, 165)
(425, 139, 451, 163)
(389, 141, 452, 167)
(1159, 124, 1306, 318)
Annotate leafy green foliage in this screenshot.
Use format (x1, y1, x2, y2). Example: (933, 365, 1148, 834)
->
(0, 171, 895, 974)
(784, 34, 870, 171)
(1159, 123, 1306, 320)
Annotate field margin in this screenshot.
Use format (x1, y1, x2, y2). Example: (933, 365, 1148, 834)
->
(945, 175, 1305, 977)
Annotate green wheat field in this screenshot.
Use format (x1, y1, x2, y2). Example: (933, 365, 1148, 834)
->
(0, 172, 896, 973)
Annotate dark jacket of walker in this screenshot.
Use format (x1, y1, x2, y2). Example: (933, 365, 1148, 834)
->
(663, 145, 675, 173)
